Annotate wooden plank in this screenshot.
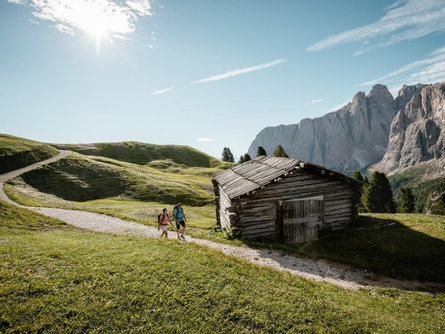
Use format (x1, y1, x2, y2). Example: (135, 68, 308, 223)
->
(242, 228, 276, 238)
(239, 222, 276, 232)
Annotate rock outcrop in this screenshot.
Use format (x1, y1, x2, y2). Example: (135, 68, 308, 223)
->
(374, 82, 445, 173)
(248, 84, 424, 175)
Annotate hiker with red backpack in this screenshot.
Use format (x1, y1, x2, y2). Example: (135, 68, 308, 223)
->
(158, 208, 174, 238)
(173, 203, 187, 241)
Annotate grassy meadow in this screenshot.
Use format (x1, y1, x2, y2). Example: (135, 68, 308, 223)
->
(1, 201, 444, 333)
(3, 137, 445, 284)
(2, 134, 445, 332)
(0, 134, 59, 174)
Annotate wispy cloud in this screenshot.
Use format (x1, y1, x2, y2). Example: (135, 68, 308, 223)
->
(358, 46, 445, 93)
(193, 59, 286, 83)
(149, 86, 175, 96)
(196, 138, 216, 142)
(54, 23, 74, 35)
(126, 0, 152, 17)
(307, 0, 445, 54)
(327, 101, 350, 112)
(311, 99, 323, 103)
(7, 0, 25, 5)
(9, 0, 152, 40)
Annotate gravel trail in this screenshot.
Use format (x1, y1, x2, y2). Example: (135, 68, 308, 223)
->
(1, 150, 442, 291)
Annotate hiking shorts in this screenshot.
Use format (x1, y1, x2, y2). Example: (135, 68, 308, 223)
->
(176, 220, 185, 230)
(160, 225, 168, 232)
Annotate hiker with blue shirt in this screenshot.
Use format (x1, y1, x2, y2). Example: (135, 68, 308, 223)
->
(173, 203, 186, 240)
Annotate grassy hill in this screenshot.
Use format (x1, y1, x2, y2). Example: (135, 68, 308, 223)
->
(1, 201, 444, 333)
(0, 134, 59, 173)
(6, 152, 215, 206)
(53, 141, 231, 169)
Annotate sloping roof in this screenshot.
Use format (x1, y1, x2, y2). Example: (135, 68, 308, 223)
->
(213, 156, 301, 199)
(214, 156, 360, 199)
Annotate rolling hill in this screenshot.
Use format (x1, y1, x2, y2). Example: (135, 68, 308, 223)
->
(53, 141, 230, 169)
(0, 134, 59, 174)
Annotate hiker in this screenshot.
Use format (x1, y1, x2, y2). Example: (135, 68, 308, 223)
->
(173, 203, 187, 240)
(158, 208, 174, 238)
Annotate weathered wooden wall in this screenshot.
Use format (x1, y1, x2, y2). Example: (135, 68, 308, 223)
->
(217, 185, 234, 232)
(229, 168, 358, 240)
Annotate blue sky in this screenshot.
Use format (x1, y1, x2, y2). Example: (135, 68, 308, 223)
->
(1, 0, 445, 160)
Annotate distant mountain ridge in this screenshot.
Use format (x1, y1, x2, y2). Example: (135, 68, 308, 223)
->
(248, 83, 426, 175)
(374, 82, 445, 174)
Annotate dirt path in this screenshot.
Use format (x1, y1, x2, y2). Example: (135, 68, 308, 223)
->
(1, 150, 442, 291)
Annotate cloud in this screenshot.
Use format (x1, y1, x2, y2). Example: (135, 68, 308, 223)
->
(358, 46, 445, 92)
(196, 138, 216, 142)
(327, 101, 350, 112)
(7, 0, 25, 4)
(54, 23, 74, 35)
(193, 59, 286, 83)
(126, 0, 151, 16)
(9, 0, 152, 40)
(311, 99, 323, 103)
(307, 0, 445, 54)
(149, 86, 175, 96)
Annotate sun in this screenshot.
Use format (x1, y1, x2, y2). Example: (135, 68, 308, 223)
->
(85, 22, 109, 53)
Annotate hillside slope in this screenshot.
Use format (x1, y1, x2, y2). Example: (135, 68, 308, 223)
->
(0, 134, 59, 174)
(6, 153, 215, 206)
(54, 141, 230, 169)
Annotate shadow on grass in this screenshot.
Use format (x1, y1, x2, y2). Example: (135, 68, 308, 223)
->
(236, 215, 445, 287)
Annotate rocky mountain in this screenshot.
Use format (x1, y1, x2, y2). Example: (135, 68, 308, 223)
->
(248, 84, 425, 175)
(374, 82, 445, 174)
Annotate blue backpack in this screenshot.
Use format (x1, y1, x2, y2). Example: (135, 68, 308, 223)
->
(173, 205, 180, 219)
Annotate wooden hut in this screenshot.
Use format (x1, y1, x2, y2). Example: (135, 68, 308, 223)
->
(212, 156, 362, 243)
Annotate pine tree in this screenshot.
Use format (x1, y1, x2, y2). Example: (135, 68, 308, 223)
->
(243, 153, 251, 162)
(353, 170, 365, 211)
(274, 144, 289, 158)
(257, 146, 267, 157)
(431, 193, 445, 215)
(352, 171, 364, 182)
(222, 147, 234, 163)
(362, 171, 395, 213)
(239, 155, 245, 164)
(399, 187, 415, 213)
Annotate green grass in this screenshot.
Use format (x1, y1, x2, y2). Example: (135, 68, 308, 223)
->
(6, 176, 445, 284)
(53, 141, 232, 169)
(5, 153, 215, 206)
(0, 134, 59, 173)
(287, 213, 445, 283)
(193, 213, 445, 284)
(1, 201, 444, 333)
(3, 144, 445, 284)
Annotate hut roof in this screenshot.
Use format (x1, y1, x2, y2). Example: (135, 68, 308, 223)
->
(213, 156, 360, 199)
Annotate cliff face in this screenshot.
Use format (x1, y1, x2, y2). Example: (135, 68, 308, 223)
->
(248, 84, 425, 175)
(375, 83, 445, 173)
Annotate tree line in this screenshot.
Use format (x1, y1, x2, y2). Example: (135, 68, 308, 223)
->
(221, 145, 288, 163)
(353, 170, 417, 213)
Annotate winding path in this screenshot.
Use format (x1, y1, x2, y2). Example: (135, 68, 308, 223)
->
(1, 151, 442, 291)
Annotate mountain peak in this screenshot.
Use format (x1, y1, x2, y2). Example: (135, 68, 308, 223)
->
(368, 84, 393, 101)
